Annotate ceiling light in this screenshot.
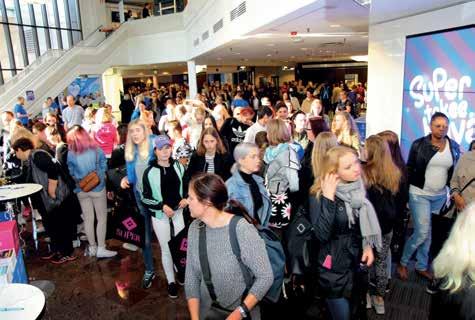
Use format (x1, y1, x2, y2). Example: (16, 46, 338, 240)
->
(350, 55, 368, 62)
(301, 48, 308, 51)
(353, 0, 371, 8)
(290, 56, 295, 59)
(162, 72, 170, 75)
(266, 54, 272, 57)
(239, 66, 246, 70)
(330, 24, 341, 28)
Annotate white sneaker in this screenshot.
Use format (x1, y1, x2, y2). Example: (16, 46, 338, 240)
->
(84, 245, 97, 257)
(122, 243, 139, 251)
(96, 247, 117, 258)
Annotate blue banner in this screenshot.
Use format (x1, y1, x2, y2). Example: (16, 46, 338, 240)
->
(401, 26, 475, 158)
(67, 76, 102, 99)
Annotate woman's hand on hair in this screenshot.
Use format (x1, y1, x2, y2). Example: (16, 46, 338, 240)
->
(163, 205, 175, 217)
(120, 176, 130, 189)
(178, 198, 188, 209)
(321, 173, 339, 201)
(361, 246, 374, 267)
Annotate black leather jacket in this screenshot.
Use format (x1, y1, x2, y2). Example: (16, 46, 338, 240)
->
(407, 135, 461, 189)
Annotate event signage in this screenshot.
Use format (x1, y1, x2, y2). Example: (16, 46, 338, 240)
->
(401, 25, 475, 157)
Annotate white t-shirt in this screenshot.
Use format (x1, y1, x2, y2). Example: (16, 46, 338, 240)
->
(410, 142, 453, 196)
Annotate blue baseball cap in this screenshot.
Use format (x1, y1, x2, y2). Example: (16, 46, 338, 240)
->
(154, 135, 172, 149)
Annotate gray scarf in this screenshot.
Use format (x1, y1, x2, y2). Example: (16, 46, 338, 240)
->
(335, 179, 382, 250)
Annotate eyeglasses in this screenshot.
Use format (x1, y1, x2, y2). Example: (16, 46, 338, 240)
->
(305, 127, 312, 131)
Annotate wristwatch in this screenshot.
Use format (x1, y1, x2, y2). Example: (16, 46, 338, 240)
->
(238, 304, 250, 318)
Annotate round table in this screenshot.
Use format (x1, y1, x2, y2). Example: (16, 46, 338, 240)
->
(0, 184, 42, 201)
(0, 283, 45, 320)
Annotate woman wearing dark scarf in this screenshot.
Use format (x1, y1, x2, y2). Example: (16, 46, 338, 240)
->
(226, 142, 272, 227)
(309, 146, 381, 320)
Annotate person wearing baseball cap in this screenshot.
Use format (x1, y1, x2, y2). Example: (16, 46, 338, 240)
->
(141, 134, 188, 299)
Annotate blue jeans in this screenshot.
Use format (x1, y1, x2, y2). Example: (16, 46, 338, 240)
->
(326, 298, 350, 320)
(134, 189, 154, 273)
(400, 192, 446, 271)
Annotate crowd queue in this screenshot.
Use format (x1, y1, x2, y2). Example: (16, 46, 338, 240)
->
(1, 80, 474, 320)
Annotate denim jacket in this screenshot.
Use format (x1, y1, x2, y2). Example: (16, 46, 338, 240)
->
(226, 170, 272, 227)
(67, 147, 107, 193)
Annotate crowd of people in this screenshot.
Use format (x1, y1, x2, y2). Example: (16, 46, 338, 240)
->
(0, 80, 474, 320)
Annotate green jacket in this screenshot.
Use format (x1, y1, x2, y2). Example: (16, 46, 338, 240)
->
(141, 160, 185, 219)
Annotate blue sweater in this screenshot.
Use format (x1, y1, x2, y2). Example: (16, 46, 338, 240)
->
(67, 148, 107, 193)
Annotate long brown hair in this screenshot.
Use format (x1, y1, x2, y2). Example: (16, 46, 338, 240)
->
(196, 127, 227, 156)
(363, 135, 401, 194)
(377, 130, 407, 182)
(310, 132, 338, 194)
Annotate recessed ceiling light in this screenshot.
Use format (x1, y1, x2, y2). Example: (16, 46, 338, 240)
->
(162, 72, 170, 75)
(350, 55, 368, 62)
(353, 0, 371, 8)
(301, 48, 308, 51)
(266, 54, 272, 57)
(330, 24, 341, 28)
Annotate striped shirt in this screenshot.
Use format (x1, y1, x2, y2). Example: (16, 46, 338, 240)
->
(205, 154, 215, 173)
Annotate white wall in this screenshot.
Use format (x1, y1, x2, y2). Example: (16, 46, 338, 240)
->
(366, 1, 475, 138)
(80, 0, 107, 38)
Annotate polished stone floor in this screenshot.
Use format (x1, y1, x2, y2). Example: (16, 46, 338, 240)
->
(24, 237, 431, 320)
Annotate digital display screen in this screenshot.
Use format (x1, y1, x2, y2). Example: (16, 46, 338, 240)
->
(401, 25, 475, 157)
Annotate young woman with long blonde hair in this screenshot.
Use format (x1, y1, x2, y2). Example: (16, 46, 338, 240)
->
(331, 111, 360, 153)
(309, 146, 381, 320)
(431, 203, 475, 319)
(362, 135, 401, 314)
(120, 119, 158, 289)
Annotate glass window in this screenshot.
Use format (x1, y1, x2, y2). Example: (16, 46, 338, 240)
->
(49, 28, 59, 49)
(61, 29, 70, 49)
(72, 30, 81, 45)
(56, 0, 67, 28)
(46, 1, 56, 27)
(19, 1, 32, 25)
(37, 27, 48, 54)
(68, 0, 80, 29)
(23, 25, 37, 63)
(2, 70, 13, 83)
(33, 4, 44, 26)
(4, 0, 16, 23)
(0, 27, 11, 69)
(9, 24, 25, 68)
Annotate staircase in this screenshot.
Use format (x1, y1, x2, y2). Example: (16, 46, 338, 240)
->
(0, 24, 129, 117)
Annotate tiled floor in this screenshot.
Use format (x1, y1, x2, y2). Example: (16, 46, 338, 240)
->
(24, 238, 431, 320)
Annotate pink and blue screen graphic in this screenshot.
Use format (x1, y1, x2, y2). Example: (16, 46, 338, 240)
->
(401, 25, 475, 158)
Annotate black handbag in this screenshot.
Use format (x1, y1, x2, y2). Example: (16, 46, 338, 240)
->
(199, 223, 250, 320)
(285, 206, 315, 275)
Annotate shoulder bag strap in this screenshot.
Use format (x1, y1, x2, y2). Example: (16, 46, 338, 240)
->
(460, 178, 475, 193)
(198, 223, 219, 303)
(229, 216, 253, 291)
(95, 148, 99, 172)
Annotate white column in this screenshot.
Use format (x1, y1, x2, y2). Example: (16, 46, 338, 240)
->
(118, 0, 125, 23)
(187, 60, 197, 99)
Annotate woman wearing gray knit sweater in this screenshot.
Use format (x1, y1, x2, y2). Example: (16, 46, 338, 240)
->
(450, 141, 475, 210)
(185, 173, 273, 320)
